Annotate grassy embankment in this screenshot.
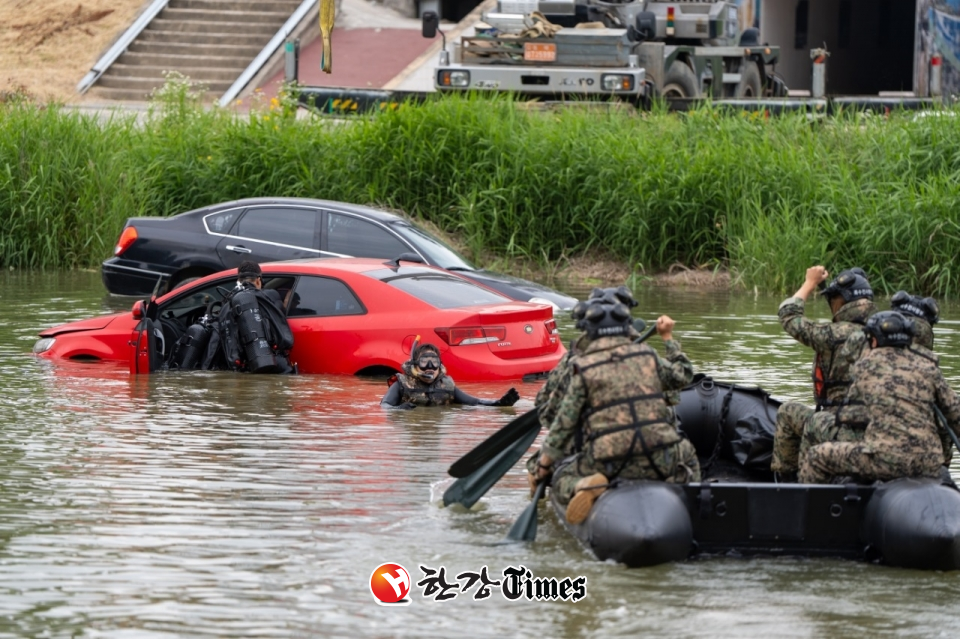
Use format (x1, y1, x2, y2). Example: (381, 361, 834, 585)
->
(2, 82, 960, 297)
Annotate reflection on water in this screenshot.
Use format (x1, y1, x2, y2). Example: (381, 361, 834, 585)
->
(1, 271, 960, 637)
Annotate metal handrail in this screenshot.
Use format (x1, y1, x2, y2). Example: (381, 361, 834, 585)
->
(76, 0, 170, 94)
(218, 0, 319, 107)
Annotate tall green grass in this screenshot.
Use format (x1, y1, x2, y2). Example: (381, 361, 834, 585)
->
(3, 80, 960, 297)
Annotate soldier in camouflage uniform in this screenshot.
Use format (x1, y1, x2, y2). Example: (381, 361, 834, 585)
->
(533, 302, 698, 524)
(800, 311, 960, 484)
(771, 266, 877, 478)
(830, 290, 951, 465)
(381, 343, 520, 408)
(526, 287, 641, 485)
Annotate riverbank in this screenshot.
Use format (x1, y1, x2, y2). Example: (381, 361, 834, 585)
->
(3, 83, 958, 296)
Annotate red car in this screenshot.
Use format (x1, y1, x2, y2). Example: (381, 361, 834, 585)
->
(33, 259, 565, 381)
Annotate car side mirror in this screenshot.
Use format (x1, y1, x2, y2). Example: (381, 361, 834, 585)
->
(633, 11, 656, 42)
(132, 300, 144, 319)
(422, 11, 439, 38)
(384, 252, 426, 270)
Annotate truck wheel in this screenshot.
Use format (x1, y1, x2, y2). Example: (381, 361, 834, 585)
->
(662, 61, 699, 98)
(736, 61, 762, 98)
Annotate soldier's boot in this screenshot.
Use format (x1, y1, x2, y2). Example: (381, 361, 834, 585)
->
(565, 473, 608, 524)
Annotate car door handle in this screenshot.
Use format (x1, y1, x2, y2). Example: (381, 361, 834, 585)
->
(226, 245, 252, 254)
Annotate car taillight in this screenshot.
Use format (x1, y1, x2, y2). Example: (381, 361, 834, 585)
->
(114, 226, 138, 256)
(434, 326, 506, 346)
(544, 319, 558, 334)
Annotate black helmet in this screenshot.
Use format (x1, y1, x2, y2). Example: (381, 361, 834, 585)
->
(822, 267, 873, 304)
(589, 285, 638, 308)
(571, 301, 591, 330)
(583, 302, 632, 339)
(864, 310, 915, 348)
(891, 290, 940, 325)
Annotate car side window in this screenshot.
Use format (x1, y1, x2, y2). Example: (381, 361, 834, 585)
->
(162, 278, 233, 318)
(235, 207, 318, 248)
(205, 210, 240, 234)
(326, 213, 410, 258)
(287, 275, 366, 317)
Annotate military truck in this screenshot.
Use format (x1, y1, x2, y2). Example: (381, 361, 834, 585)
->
(422, 0, 787, 104)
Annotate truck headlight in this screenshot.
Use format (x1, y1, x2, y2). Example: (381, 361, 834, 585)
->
(601, 74, 634, 91)
(33, 338, 56, 354)
(439, 70, 470, 87)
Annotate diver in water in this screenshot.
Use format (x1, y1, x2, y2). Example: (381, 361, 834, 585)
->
(380, 343, 520, 409)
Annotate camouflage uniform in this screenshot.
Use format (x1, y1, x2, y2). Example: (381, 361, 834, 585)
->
(827, 319, 952, 465)
(543, 335, 699, 505)
(771, 296, 877, 473)
(800, 344, 960, 483)
(394, 361, 456, 406)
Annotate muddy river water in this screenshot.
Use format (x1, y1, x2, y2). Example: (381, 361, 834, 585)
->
(1, 271, 959, 638)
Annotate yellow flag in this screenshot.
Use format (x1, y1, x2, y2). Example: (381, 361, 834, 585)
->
(320, 0, 335, 73)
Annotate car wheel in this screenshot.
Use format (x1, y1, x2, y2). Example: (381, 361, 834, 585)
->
(662, 61, 700, 99)
(736, 61, 762, 98)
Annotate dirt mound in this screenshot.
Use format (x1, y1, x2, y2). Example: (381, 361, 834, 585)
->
(0, 0, 146, 102)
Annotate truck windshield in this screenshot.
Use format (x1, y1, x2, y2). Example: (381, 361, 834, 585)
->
(390, 222, 476, 271)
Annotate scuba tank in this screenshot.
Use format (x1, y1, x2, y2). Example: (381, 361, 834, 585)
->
(171, 315, 214, 370)
(232, 289, 279, 374)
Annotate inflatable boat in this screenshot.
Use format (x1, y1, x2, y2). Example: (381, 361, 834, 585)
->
(549, 376, 960, 570)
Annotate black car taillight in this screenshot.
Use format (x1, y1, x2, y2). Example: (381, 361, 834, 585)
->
(115, 226, 138, 256)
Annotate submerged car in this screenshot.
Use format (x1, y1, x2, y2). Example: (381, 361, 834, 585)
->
(101, 197, 577, 309)
(37, 258, 565, 381)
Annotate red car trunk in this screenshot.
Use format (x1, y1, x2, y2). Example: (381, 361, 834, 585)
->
(438, 304, 559, 360)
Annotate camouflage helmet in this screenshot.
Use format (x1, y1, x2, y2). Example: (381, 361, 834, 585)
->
(583, 302, 632, 339)
(891, 290, 940, 326)
(864, 310, 915, 348)
(822, 267, 873, 304)
(821, 267, 873, 304)
(589, 285, 638, 308)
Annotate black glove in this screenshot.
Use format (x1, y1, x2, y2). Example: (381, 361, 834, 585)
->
(395, 402, 417, 410)
(497, 388, 520, 407)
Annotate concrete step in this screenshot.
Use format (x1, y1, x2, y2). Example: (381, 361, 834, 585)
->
(104, 64, 243, 82)
(149, 18, 279, 35)
(90, 86, 218, 102)
(137, 29, 269, 47)
(158, 7, 292, 23)
(129, 40, 263, 58)
(117, 50, 252, 69)
(96, 74, 234, 92)
(168, 0, 303, 11)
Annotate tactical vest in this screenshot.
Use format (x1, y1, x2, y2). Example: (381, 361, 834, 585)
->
(577, 339, 681, 477)
(396, 372, 456, 406)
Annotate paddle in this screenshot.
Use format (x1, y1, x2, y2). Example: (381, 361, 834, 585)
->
(933, 405, 960, 454)
(505, 482, 546, 542)
(448, 408, 541, 478)
(502, 320, 659, 543)
(442, 424, 542, 509)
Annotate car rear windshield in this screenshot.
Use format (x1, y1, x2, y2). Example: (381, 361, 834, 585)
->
(365, 269, 510, 309)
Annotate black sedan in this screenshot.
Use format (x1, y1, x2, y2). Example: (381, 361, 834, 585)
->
(101, 197, 578, 309)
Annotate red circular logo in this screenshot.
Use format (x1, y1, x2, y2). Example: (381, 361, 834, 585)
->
(370, 563, 411, 604)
